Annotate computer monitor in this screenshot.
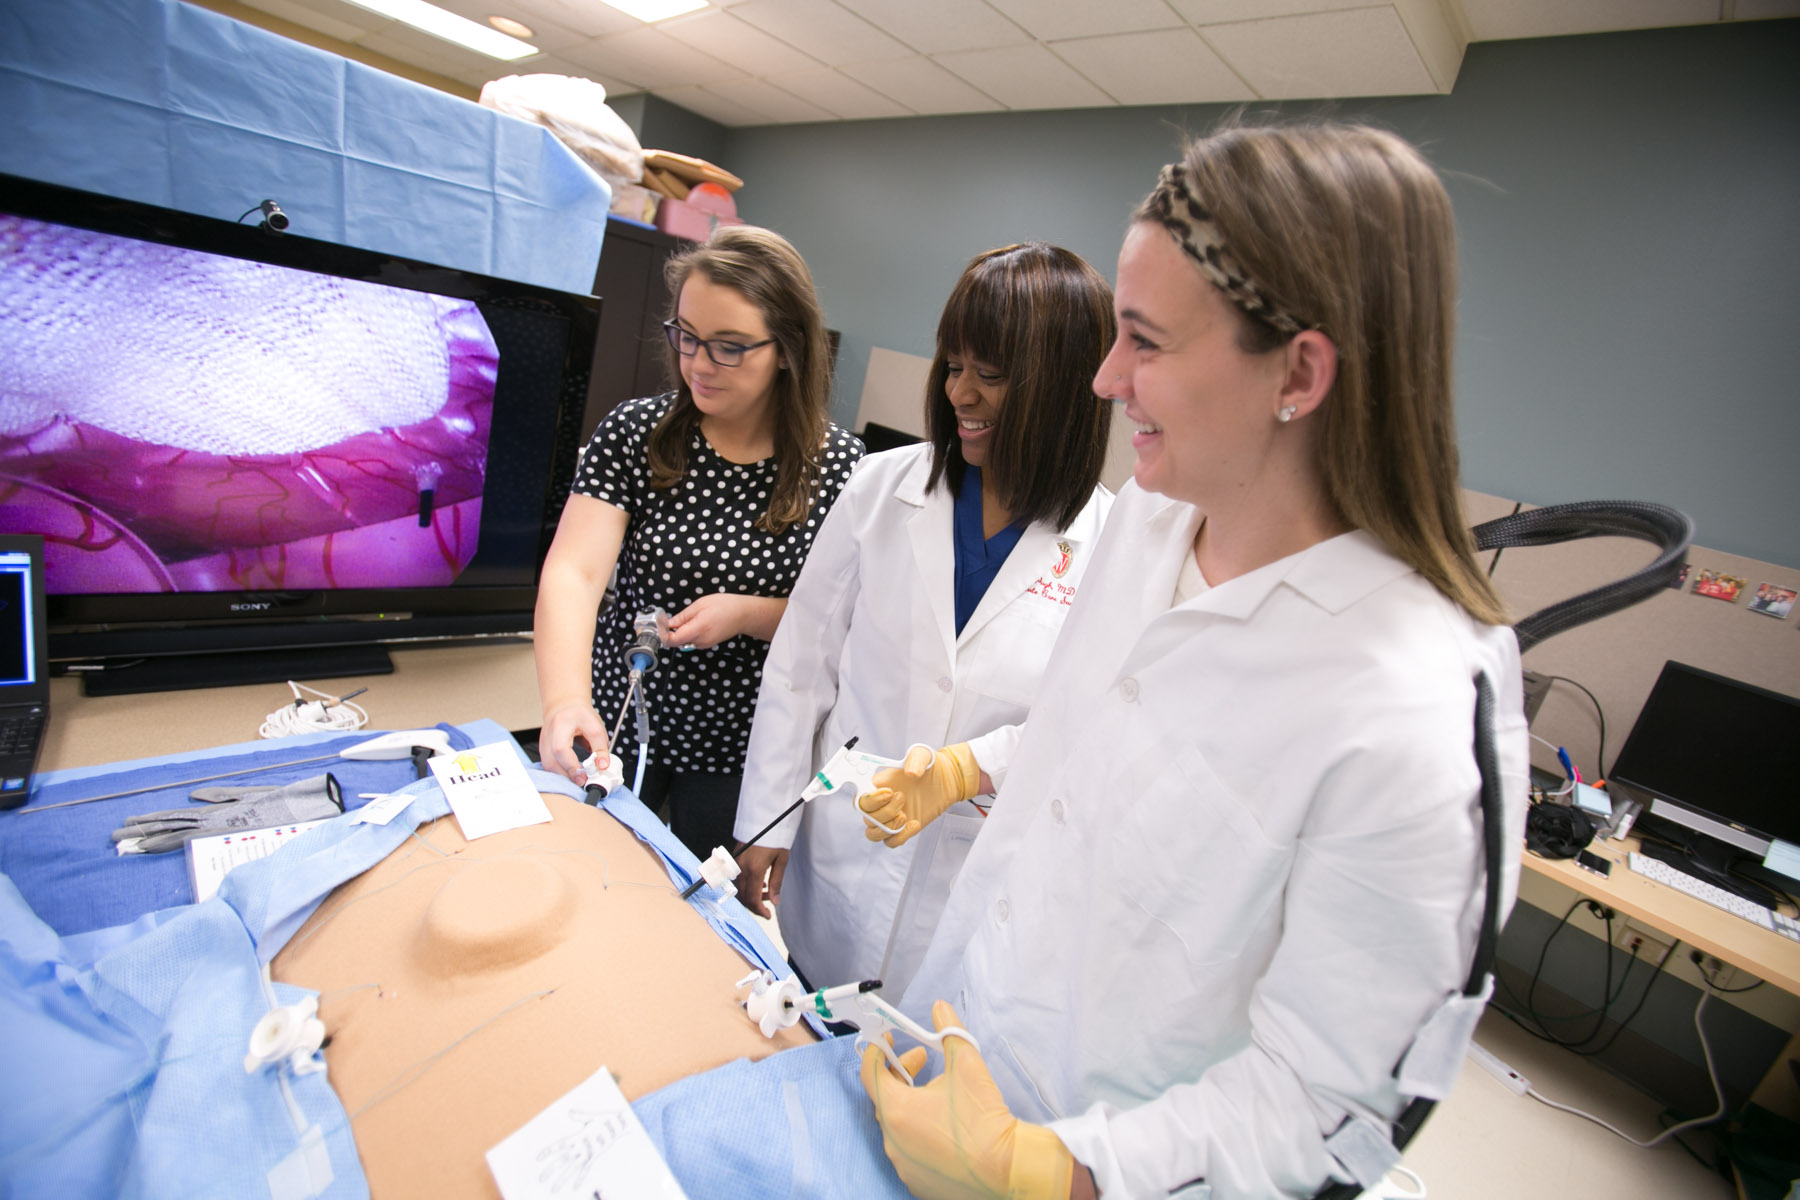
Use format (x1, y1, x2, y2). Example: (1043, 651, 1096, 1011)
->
(0, 172, 600, 694)
(1607, 660, 1800, 888)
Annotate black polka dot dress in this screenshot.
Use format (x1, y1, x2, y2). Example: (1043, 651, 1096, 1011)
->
(571, 393, 863, 775)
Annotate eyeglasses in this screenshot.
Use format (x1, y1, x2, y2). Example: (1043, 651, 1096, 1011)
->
(662, 321, 775, 368)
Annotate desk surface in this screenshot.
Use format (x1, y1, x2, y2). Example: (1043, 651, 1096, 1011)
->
(1523, 840, 1800, 996)
(43, 639, 543, 773)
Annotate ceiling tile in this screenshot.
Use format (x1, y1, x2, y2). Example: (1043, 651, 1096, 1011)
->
(440, 60, 519, 89)
(424, 0, 591, 52)
(851, 55, 1002, 114)
(834, 0, 1031, 55)
(1167, 0, 1371, 22)
(1458, 0, 1720, 41)
(983, 0, 1184, 41)
(653, 83, 774, 126)
(1391, 0, 1464, 91)
(356, 22, 512, 75)
(774, 67, 914, 118)
(522, 51, 635, 95)
(562, 26, 745, 89)
(729, 0, 913, 64)
(1203, 7, 1438, 99)
(659, 9, 823, 75)
(237, 0, 386, 42)
(1053, 29, 1252, 107)
(704, 75, 837, 122)
(932, 42, 1115, 110)
(506, 0, 643, 40)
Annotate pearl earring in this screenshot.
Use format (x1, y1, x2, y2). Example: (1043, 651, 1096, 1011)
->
(1277, 405, 1298, 423)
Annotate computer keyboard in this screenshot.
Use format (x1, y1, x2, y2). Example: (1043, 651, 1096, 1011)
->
(0, 707, 45, 755)
(1627, 853, 1800, 943)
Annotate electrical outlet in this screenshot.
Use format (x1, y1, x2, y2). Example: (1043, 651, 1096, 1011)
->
(1616, 917, 1673, 962)
(1691, 951, 1743, 989)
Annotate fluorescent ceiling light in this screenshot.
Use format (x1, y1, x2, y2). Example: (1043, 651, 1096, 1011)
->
(595, 0, 709, 22)
(341, 0, 540, 60)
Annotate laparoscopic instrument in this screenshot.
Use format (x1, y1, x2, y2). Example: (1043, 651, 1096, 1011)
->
(22, 728, 455, 814)
(676, 738, 931, 900)
(737, 971, 979, 1084)
(610, 607, 669, 800)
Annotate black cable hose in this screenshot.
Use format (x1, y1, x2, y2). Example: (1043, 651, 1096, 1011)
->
(1310, 673, 1510, 1200)
(1304, 500, 1695, 1200)
(1471, 500, 1694, 654)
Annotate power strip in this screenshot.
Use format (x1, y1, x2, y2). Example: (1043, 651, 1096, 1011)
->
(1466, 1041, 1531, 1095)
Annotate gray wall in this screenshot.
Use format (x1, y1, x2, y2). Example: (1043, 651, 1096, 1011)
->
(611, 92, 730, 169)
(710, 20, 1799, 567)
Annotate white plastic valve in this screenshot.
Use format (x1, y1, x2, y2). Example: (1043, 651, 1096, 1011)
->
(739, 970, 807, 1038)
(697, 845, 741, 893)
(578, 751, 625, 794)
(245, 996, 327, 1075)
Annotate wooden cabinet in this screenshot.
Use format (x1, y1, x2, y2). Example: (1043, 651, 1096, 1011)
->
(584, 218, 693, 440)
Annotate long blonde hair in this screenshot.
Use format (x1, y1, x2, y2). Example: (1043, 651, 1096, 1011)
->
(1136, 120, 1506, 625)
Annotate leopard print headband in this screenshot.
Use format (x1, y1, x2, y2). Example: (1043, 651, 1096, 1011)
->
(1145, 162, 1313, 338)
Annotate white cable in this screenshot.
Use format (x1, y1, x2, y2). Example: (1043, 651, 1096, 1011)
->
(1524, 983, 1725, 1147)
(259, 681, 369, 739)
(1528, 733, 1578, 797)
(611, 678, 636, 759)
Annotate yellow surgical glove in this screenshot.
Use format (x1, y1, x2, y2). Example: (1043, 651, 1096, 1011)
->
(858, 743, 980, 847)
(861, 1000, 1074, 1200)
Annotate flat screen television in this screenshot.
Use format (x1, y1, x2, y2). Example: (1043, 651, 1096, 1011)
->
(0, 173, 600, 694)
(1607, 660, 1800, 892)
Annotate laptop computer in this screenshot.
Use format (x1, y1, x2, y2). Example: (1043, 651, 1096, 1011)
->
(0, 534, 50, 809)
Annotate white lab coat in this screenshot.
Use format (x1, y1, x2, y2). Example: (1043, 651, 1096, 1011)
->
(736, 444, 1111, 995)
(901, 481, 1529, 1200)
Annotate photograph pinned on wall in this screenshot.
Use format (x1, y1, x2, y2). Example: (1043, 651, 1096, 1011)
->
(1747, 582, 1796, 620)
(1667, 562, 1690, 590)
(1692, 569, 1746, 603)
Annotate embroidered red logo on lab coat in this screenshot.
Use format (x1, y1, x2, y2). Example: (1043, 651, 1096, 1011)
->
(1051, 540, 1072, 578)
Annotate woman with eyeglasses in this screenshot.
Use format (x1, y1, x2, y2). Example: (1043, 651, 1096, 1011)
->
(535, 225, 862, 861)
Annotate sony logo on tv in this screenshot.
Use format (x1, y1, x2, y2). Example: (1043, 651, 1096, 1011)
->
(224, 593, 309, 614)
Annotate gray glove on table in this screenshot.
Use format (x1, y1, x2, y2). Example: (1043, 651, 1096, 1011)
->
(111, 773, 344, 854)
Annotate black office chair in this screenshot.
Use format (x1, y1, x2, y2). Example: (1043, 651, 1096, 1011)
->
(1310, 500, 1693, 1200)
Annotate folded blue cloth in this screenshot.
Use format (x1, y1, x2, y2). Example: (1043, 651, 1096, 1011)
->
(0, 724, 477, 937)
(0, 0, 609, 295)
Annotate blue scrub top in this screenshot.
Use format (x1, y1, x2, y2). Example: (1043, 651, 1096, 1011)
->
(952, 469, 1027, 635)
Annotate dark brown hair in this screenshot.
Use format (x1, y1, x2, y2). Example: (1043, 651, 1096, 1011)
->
(925, 243, 1114, 531)
(1135, 121, 1507, 624)
(648, 225, 832, 534)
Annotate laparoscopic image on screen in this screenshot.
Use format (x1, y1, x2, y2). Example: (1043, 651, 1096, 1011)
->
(0, 216, 500, 594)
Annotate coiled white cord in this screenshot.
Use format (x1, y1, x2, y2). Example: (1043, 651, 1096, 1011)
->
(260, 682, 369, 739)
(1525, 982, 1726, 1147)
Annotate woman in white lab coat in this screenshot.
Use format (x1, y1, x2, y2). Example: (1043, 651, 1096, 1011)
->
(858, 124, 1531, 1200)
(734, 243, 1116, 996)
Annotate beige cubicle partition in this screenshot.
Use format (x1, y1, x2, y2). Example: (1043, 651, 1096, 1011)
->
(1468, 490, 1800, 781)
